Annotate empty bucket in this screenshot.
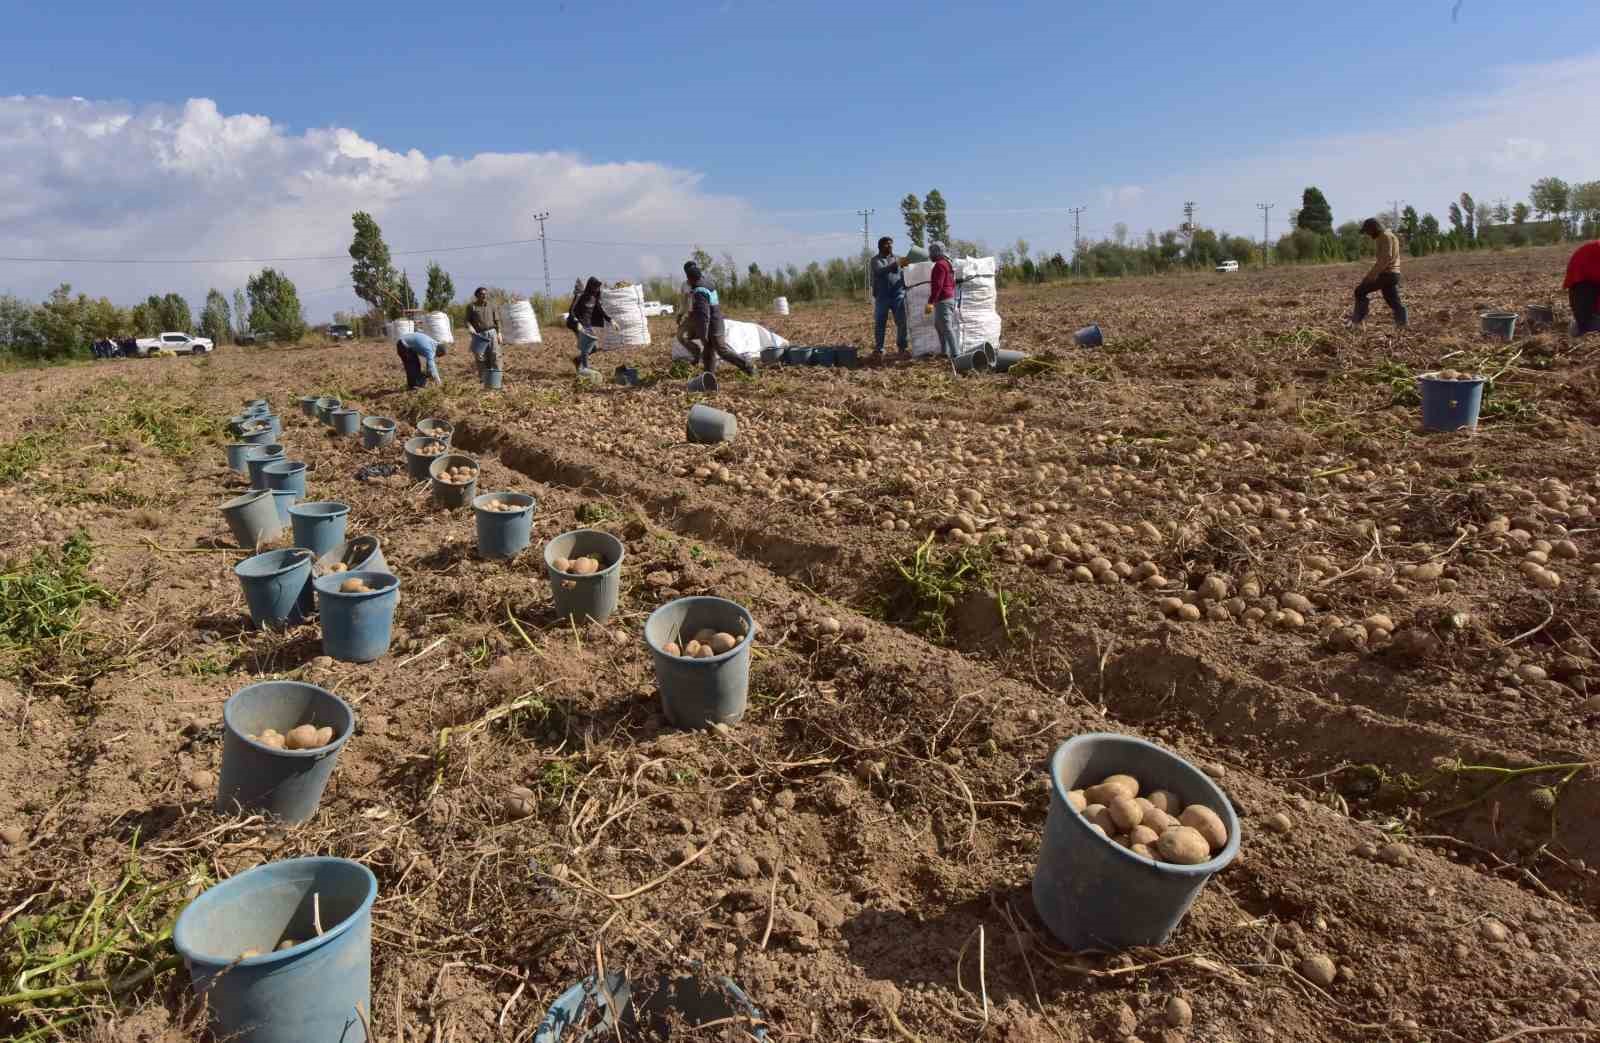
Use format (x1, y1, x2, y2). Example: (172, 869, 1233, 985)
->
(403, 436, 447, 480)
(951, 347, 993, 375)
(314, 571, 399, 663)
(298, 395, 319, 417)
(1418, 371, 1486, 432)
(687, 404, 737, 444)
(221, 490, 283, 548)
(993, 348, 1028, 373)
(428, 453, 479, 509)
(474, 492, 537, 560)
(833, 347, 860, 369)
(1480, 311, 1518, 341)
(262, 459, 307, 497)
(329, 409, 361, 436)
(264, 414, 282, 440)
(246, 445, 286, 490)
(613, 366, 641, 387)
(318, 536, 389, 577)
(360, 416, 396, 449)
(1074, 324, 1104, 348)
(535, 972, 766, 1042)
(270, 489, 299, 527)
(289, 501, 350, 559)
(314, 397, 341, 424)
(1033, 732, 1239, 951)
(686, 371, 718, 393)
(225, 442, 252, 474)
(481, 368, 503, 390)
(643, 596, 756, 728)
(234, 548, 315, 629)
(173, 856, 375, 1043)
(782, 347, 814, 365)
(215, 681, 355, 823)
(416, 418, 452, 444)
(544, 529, 624, 623)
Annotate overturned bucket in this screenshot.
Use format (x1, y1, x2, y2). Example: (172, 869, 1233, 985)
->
(234, 548, 315, 629)
(687, 403, 737, 444)
(313, 571, 399, 663)
(993, 347, 1028, 373)
(317, 535, 389, 577)
(1033, 732, 1239, 951)
(1074, 324, 1104, 348)
(428, 453, 479, 509)
(544, 529, 624, 623)
(686, 371, 718, 393)
(289, 501, 350, 560)
(403, 436, 448, 480)
(221, 490, 283, 548)
(474, 492, 536, 560)
(535, 972, 767, 1042)
(951, 346, 993, 375)
(173, 856, 375, 1043)
(215, 681, 355, 823)
(225, 442, 252, 475)
(361, 416, 397, 449)
(644, 596, 756, 728)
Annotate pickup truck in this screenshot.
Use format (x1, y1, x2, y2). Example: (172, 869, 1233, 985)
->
(133, 332, 214, 356)
(328, 324, 355, 341)
(642, 301, 675, 318)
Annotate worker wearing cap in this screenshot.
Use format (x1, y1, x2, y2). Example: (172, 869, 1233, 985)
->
(682, 262, 755, 378)
(870, 236, 911, 358)
(1349, 218, 1407, 328)
(1564, 239, 1600, 337)
(465, 286, 500, 372)
(926, 242, 961, 360)
(396, 331, 443, 390)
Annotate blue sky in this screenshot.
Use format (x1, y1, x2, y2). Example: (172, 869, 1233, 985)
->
(3, 0, 1599, 315)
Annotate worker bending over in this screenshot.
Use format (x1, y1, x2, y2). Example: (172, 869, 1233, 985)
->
(682, 262, 755, 378)
(396, 331, 443, 390)
(1349, 219, 1407, 328)
(1565, 239, 1600, 337)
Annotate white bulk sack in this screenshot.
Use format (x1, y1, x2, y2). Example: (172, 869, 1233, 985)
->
(390, 318, 416, 338)
(422, 311, 454, 345)
(671, 319, 787, 362)
(600, 285, 650, 349)
(502, 299, 542, 345)
(902, 256, 1002, 358)
(773, 296, 790, 315)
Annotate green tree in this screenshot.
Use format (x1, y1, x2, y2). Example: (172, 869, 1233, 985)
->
(1491, 200, 1511, 224)
(158, 293, 192, 332)
(246, 268, 307, 341)
(1400, 205, 1421, 241)
(923, 189, 950, 247)
(900, 194, 926, 247)
(232, 288, 250, 340)
(423, 261, 455, 312)
(395, 270, 418, 314)
(1448, 202, 1465, 235)
(1572, 181, 1600, 236)
(1297, 187, 1333, 234)
(1529, 177, 1570, 226)
(1459, 193, 1476, 240)
(349, 211, 398, 314)
(199, 288, 231, 344)
(1512, 202, 1530, 224)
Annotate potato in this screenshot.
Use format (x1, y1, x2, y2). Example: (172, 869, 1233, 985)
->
(571, 557, 600, 575)
(1180, 804, 1228, 850)
(284, 724, 322, 750)
(1084, 775, 1138, 804)
(1128, 824, 1160, 847)
(239, 948, 263, 959)
(1199, 574, 1230, 601)
(1130, 842, 1155, 858)
(685, 640, 704, 657)
(315, 726, 334, 746)
(339, 578, 371, 593)
(1108, 795, 1144, 831)
(692, 643, 715, 659)
(664, 641, 682, 656)
(503, 785, 536, 818)
(553, 557, 571, 573)
(1146, 789, 1180, 814)
(1142, 806, 1177, 832)
(330, 562, 348, 573)
(1176, 603, 1202, 622)
(1067, 789, 1088, 812)
(276, 939, 297, 951)
(1081, 803, 1109, 831)
(692, 629, 718, 644)
(252, 729, 286, 750)
(1156, 826, 1212, 865)
(709, 632, 738, 654)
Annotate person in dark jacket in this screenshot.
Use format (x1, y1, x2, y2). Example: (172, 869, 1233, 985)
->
(869, 235, 910, 357)
(566, 277, 609, 373)
(682, 262, 754, 377)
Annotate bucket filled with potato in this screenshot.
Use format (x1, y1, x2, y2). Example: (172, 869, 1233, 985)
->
(403, 436, 448, 480)
(428, 453, 479, 509)
(1033, 732, 1239, 951)
(474, 492, 537, 560)
(312, 571, 400, 663)
(543, 529, 625, 623)
(643, 596, 756, 728)
(216, 681, 356, 824)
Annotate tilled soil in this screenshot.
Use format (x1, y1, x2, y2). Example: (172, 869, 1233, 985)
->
(2, 245, 1599, 1042)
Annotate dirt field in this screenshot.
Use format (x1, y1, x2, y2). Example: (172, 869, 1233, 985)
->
(3, 245, 1599, 1042)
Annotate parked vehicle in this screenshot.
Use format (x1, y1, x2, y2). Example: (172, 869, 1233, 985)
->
(642, 301, 676, 317)
(328, 324, 355, 341)
(236, 330, 273, 345)
(133, 332, 214, 356)
(1215, 260, 1240, 273)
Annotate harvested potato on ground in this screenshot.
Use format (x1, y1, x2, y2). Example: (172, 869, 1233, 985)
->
(503, 785, 536, 818)
(1156, 826, 1212, 865)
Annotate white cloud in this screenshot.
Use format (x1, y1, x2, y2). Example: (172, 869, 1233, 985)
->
(0, 95, 840, 318)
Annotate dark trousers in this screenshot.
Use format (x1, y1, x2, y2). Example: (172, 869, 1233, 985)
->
(1572, 282, 1599, 333)
(1353, 271, 1406, 326)
(397, 343, 425, 389)
(690, 330, 751, 374)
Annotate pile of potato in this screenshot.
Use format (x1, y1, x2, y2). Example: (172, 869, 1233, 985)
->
(1068, 773, 1228, 865)
(416, 442, 446, 457)
(664, 628, 740, 659)
(248, 723, 335, 750)
(552, 555, 603, 575)
(436, 464, 477, 485)
(339, 577, 374, 594)
(482, 498, 523, 513)
(1429, 369, 1482, 381)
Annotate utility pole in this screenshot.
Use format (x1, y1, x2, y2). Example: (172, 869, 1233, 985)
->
(1069, 206, 1087, 253)
(1388, 200, 1403, 228)
(533, 210, 552, 300)
(857, 208, 874, 291)
(1257, 202, 1275, 267)
(1182, 201, 1196, 239)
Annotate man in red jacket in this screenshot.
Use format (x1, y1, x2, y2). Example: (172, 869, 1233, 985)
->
(1565, 240, 1600, 337)
(925, 242, 959, 359)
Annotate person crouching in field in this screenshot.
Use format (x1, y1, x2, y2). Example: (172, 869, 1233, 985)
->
(1564, 239, 1600, 337)
(396, 331, 443, 390)
(682, 262, 755, 378)
(567, 277, 609, 374)
(1349, 218, 1407, 328)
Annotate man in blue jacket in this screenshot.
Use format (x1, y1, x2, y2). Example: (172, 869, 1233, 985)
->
(869, 236, 910, 358)
(396, 331, 443, 390)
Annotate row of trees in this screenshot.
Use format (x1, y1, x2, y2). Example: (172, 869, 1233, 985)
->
(0, 269, 308, 361)
(348, 212, 456, 323)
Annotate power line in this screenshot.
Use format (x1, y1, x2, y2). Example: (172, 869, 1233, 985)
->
(532, 211, 552, 300)
(856, 208, 874, 291)
(1068, 207, 1087, 252)
(1256, 203, 1275, 267)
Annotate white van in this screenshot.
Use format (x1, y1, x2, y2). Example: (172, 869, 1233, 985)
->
(1215, 260, 1240, 273)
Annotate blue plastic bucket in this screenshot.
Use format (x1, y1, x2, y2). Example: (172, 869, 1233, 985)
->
(687, 404, 737, 444)
(686, 371, 718, 393)
(263, 414, 282, 440)
(215, 682, 355, 823)
(244, 399, 268, 411)
(1074, 324, 1104, 348)
(416, 418, 452, 444)
(289, 501, 350, 559)
(833, 347, 860, 369)
(613, 366, 641, 387)
(317, 536, 389, 577)
(782, 347, 814, 365)
(245, 445, 286, 490)
(314, 571, 399, 663)
(240, 426, 274, 446)
(262, 459, 307, 497)
(1524, 304, 1555, 330)
(759, 346, 784, 366)
(360, 416, 396, 449)
(270, 489, 299, 528)
(481, 368, 503, 390)
(315, 397, 341, 424)
(643, 596, 756, 728)
(951, 347, 993, 374)
(221, 490, 284, 548)
(544, 529, 624, 622)
(328, 409, 360, 436)
(535, 972, 767, 1042)
(1480, 311, 1517, 341)
(1033, 733, 1239, 951)
(428, 453, 479, 509)
(473, 492, 536, 560)
(993, 348, 1028, 373)
(234, 548, 315, 629)
(298, 395, 319, 417)
(403, 436, 447, 480)
(1418, 372, 1486, 432)
(173, 856, 375, 1043)
(225, 442, 252, 474)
